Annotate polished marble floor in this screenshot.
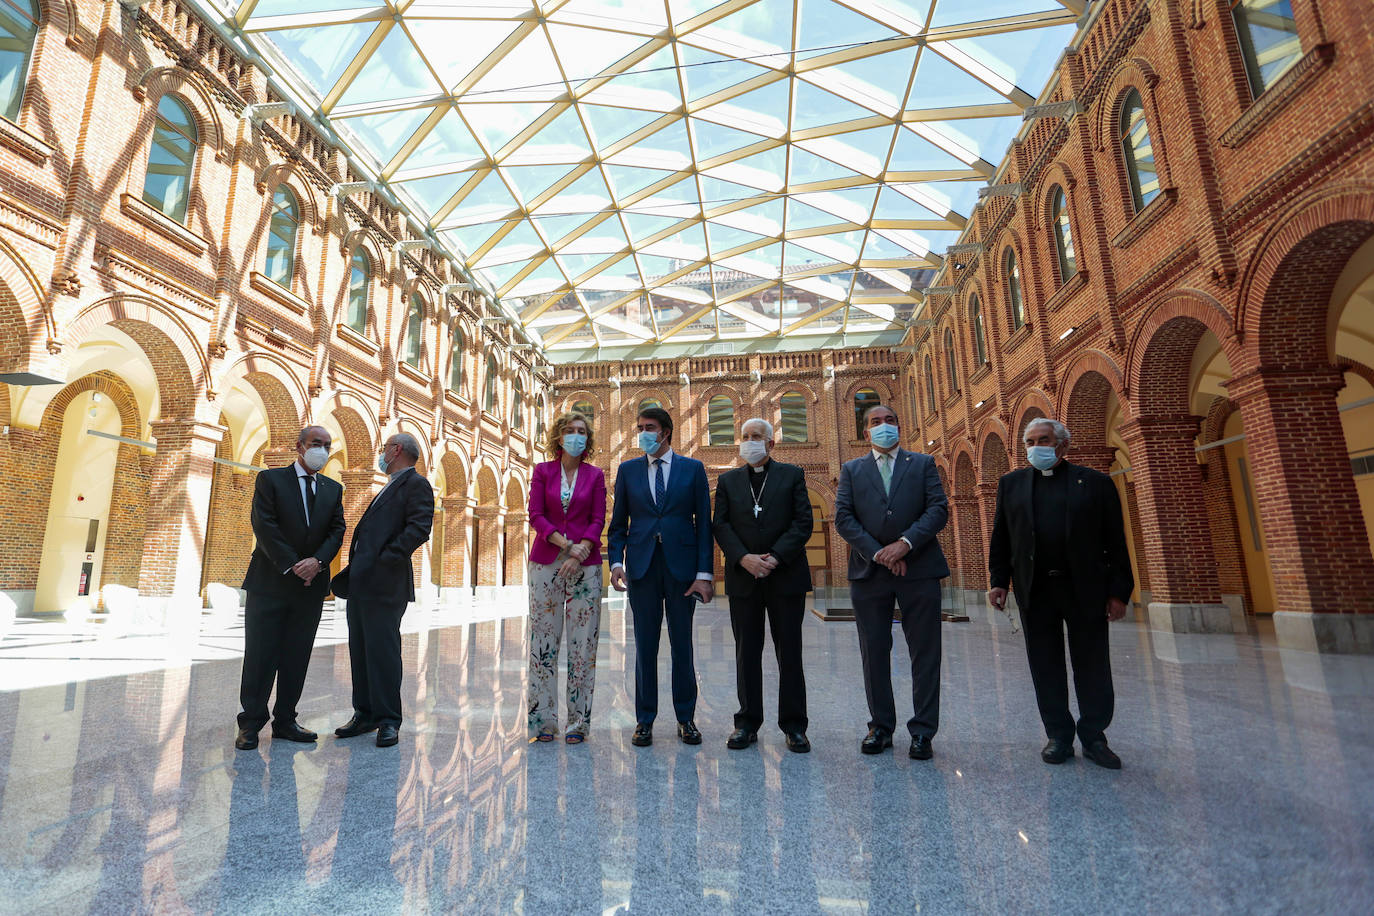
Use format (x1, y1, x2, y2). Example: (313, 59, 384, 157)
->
(2, 598, 1373, 915)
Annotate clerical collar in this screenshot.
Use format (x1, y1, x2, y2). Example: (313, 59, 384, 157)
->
(751, 459, 770, 474)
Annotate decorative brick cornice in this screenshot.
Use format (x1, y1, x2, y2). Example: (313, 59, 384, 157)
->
(0, 116, 53, 165)
(1219, 44, 1336, 150)
(1079, 1, 1153, 109)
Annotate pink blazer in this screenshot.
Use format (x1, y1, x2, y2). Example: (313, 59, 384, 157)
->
(527, 459, 606, 566)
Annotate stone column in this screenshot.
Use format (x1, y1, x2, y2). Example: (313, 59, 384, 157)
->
(137, 419, 224, 621)
(440, 496, 472, 593)
(1118, 416, 1231, 633)
(1229, 367, 1374, 652)
(474, 505, 502, 589)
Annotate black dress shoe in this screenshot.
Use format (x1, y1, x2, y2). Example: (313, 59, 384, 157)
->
(784, 731, 811, 754)
(1083, 739, 1122, 770)
(860, 728, 893, 754)
(334, 715, 378, 739)
(677, 721, 702, 745)
(726, 728, 758, 750)
(1041, 739, 1074, 764)
(909, 735, 933, 760)
(631, 724, 653, 747)
(376, 724, 399, 747)
(271, 720, 318, 743)
(234, 727, 259, 750)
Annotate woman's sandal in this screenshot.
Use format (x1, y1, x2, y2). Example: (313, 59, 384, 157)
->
(565, 733, 585, 745)
(534, 731, 556, 743)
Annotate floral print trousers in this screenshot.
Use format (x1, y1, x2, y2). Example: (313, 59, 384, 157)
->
(527, 553, 603, 735)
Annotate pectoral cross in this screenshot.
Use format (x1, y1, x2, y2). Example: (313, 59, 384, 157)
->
(753, 504, 763, 518)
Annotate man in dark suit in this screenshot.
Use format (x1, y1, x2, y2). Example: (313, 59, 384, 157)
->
(712, 417, 814, 753)
(330, 431, 434, 748)
(236, 425, 346, 750)
(988, 418, 1132, 769)
(834, 404, 950, 760)
(608, 405, 714, 747)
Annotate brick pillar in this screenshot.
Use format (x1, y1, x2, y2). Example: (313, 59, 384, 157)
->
(1119, 416, 1231, 633)
(504, 510, 529, 586)
(440, 497, 471, 590)
(1199, 449, 1250, 611)
(339, 468, 382, 565)
(474, 506, 502, 587)
(1230, 367, 1374, 652)
(137, 419, 224, 617)
(1071, 445, 1116, 474)
(261, 447, 296, 469)
(1122, 477, 1151, 592)
(951, 495, 986, 590)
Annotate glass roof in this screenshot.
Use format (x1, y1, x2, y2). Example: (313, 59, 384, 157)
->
(211, 0, 1084, 359)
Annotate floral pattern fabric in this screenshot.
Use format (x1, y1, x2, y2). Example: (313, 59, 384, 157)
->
(527, 552, 603, 735)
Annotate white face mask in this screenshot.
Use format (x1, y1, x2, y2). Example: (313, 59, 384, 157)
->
(303, 446, 329, 472)
(739, 440, 769, 465)
(376, 448, 392, 474)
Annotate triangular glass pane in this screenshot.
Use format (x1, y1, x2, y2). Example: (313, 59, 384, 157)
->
(444, 222, 506, 259)
(251, 0, 377, 14)
(468, 27, 563, 97)
(796, 185, 876, 223)
(337, 28, 436, 107)
(783, 241, 828, 270)
(580, 254, 642, 290)
(923, 116, 1021, 161)
(696, 79, 790, 133)
(511, 107, 594, 163)
(795, 128, 890, 178)
(557, 251, 621, 279)
(791, 79, 878, 132)
(874, 186, 947, 221)
(460, 102, 552, 153)
(405, 110, 488, 171)
(547, 23, 647, 83)
(667, 0, 727, 25)
(502, 164, 576, 205)
(703, 0, 793, 54)
(909, 179, 982, 215)
(707, 146, 787, 192)
(716, 199, 784, 237)
(676, 44, 769, 102)
(623, 212, 687, 242)
(794, 229, 864, 264)
(477, 259, 527, 290)
(396, 173, 468, 212)
(643, 222, 708, 261)
(534, 213, 596, 244)
(411, 19, 523, 91)
(600, 45, 681, 98)
(579, 104, 666, 151)
(451, 170, 520, 222)
(560, 219, 630, 254)
(535, 169, 611, 215)
(615, 120, 694, 170)
(508, 258, 569, 296)
(796, 0, 898, 60)
(909, 47, 1009, 108)
(605, 164, 679, 199)
(691, 118, 765, 160)
(483, 220, 547, 265)
(889, 126, 974, 171)
(785, 198, 847, 231)
(262, 23, 375, 95)
(699, 176, 766, 209)
(948, 25, 1078, 95)
(638, 254, 690, 282)
(787, 147, 864, 185)
(812, 45, 919, 114)
(339, 107, 434, 164)
(931, 0, 1060, 28)
(706, 220, 770, 255)
(862, 228, 923, 258)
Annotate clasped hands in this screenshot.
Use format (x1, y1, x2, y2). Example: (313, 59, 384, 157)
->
(292, 557, 322, 586)
(557, 537, 592, 579)
(740, 553, 778, 578)
(873, 539, 910, 577)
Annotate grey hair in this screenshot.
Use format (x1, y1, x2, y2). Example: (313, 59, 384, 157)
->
(1024, 418, 1071, 447)
(392, 431, 421, 460)
(741, 417, 774, 438)
(297, 425, 328, 445)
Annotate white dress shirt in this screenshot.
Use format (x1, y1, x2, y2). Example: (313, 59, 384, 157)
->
(293, 461, 316, 524)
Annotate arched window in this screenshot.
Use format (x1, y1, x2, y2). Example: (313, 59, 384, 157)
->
(0, 0, 38, 122)
(853, 387, 880, 438)
(923, 355, 937, 414)
(142, 96, 198, 224)
(484, 355, 500, 412)
(1231, 0, 1301, 98)
(402, 293, 424, 367)
(970, 295, 988, 366)
(638, 397, 662, 412)
(536, 395, 547, 444)
(1050, 186, 1077, 284)
(511, 378, 525, 430)
(707, 396, 734, 446)
(346, 249, 370, 333)
(780, 391, 808, 443)
(1005, 247, 1025, 331)
(448, 326, 465, 392)
(1120, 89, 1159, 212)
(571, 399, 594, 425)
(944, 328, 959, 393)
(264, 186, 299, 287)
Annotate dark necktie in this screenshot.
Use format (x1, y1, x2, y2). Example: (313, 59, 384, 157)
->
(653, 459, 665, 506)
(303, 474, 315, 523)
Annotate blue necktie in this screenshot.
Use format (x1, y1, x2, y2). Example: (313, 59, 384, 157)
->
(653, 459, 665, 506)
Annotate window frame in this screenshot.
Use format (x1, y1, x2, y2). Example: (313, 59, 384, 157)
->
(141, 94, 198, 225)
(943, 328, 959, 394)
(263, 186, 300, 289)
(1230, 0, 1303, 100)
(0, 0, 39, 124)
(923, 354, 937, 415)
(400, 292, 426, 369)
(707, 395, 735, 446)
(970, 294, 988, 367)
(779, 390, 808, 443)
(448, 324, 465, 393)
(1005, 246, 1025, 331)
(483, 354, 501, 414)
(853, 387, 881, 439)
(1120, 88, 1160, 212)
(1050, 185, 1078, 284)
(345, 248, 371, 335)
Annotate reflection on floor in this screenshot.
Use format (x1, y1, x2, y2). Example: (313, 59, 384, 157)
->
(2, 599, 1373, 914)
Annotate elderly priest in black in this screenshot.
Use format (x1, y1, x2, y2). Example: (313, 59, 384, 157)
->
(988, 418, 1133, 770)
(712, 417, 815, 753)
(236, 425, 346, 751)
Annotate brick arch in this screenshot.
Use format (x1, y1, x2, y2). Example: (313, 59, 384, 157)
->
(1238, 183, 1374, 368)
(437, 448, 470, 499)
(1126, 289, 1240, 401)
(562, 389, 604, 417)
(1039, 163, 1083, 282)
(131, 67, 227, 156)
(626, 387, 675, 416)
(0, 231, 50, 381)
(40, 370, 143, 438)
(977, 423, 1011, 484)
(473, 463, 502, 505)
(700, 382, 746, 441)
(217, 351, 307, 448)
(1092, 58, 1165, 157)
(339, 227, 388, 266)
(317, 388, 378, 459)
(254, 162, 324, 231)
(64, 295, 205, 419)
(1058, 349, 1126, 444)
(394, 416, 432, 474)
(951, 448, 977, 496)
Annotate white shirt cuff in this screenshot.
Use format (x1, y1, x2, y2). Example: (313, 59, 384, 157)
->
(611, 563, 624, 572)
(695, 572, 712, 581)
(900, 536, 913, 549)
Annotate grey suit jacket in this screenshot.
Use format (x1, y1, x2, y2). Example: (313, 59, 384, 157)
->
(833, 448, 950, 581)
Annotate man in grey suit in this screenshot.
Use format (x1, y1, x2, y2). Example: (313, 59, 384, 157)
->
(834, 404, 950, 760)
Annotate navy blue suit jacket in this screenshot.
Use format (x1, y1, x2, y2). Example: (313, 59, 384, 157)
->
(834, 448, 950, 581)
(607, 452, 713, 583)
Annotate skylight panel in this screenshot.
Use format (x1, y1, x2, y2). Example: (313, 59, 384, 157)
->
(409, 19, 523, 91)
(336, 29, 436, 108)
(261, 23, 376, 95)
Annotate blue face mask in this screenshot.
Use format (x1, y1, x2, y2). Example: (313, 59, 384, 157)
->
(638, 430, 660, 455)
(1027, 445, 1059, 470)
(869, 422, 900, 450)
(561, 433, 587, 457)
(376, 448, 391, 474)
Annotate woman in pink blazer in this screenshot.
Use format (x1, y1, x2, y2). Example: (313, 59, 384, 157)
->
(527, 411, 606, 743)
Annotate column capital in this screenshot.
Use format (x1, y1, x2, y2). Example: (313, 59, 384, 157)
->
(1223, 365, 1346, 402)
(1118, 414, 1203, 444)
(148, 418, 226, 450)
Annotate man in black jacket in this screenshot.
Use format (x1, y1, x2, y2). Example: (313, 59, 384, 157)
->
(988, 418, 1133, 769)
(236, 425, 346, 750)
(712, 417, 814, 753)
(330, 431, 434, 747)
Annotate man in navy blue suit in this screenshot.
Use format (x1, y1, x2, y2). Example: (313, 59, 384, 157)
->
(608, 406, 714, 747)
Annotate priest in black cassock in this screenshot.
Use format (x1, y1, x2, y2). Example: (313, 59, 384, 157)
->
(712, 417, 814, 753)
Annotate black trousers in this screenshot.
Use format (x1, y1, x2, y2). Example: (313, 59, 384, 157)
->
(238, 591, 323, 730)
(626, 544, 697, 725)
(728, 590, 808, 733)
(346, 596, 407, 728)
(850, 571, 941, 738)
(1022, 577, 1114, 745)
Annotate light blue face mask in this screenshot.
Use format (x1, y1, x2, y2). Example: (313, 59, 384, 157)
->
(1027, 445, 1059, 470)
(376, 448, 391, 474)
(561, 433, 587, 457)
(868, 422, 900, 450)
(637, 430, 660, 455)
